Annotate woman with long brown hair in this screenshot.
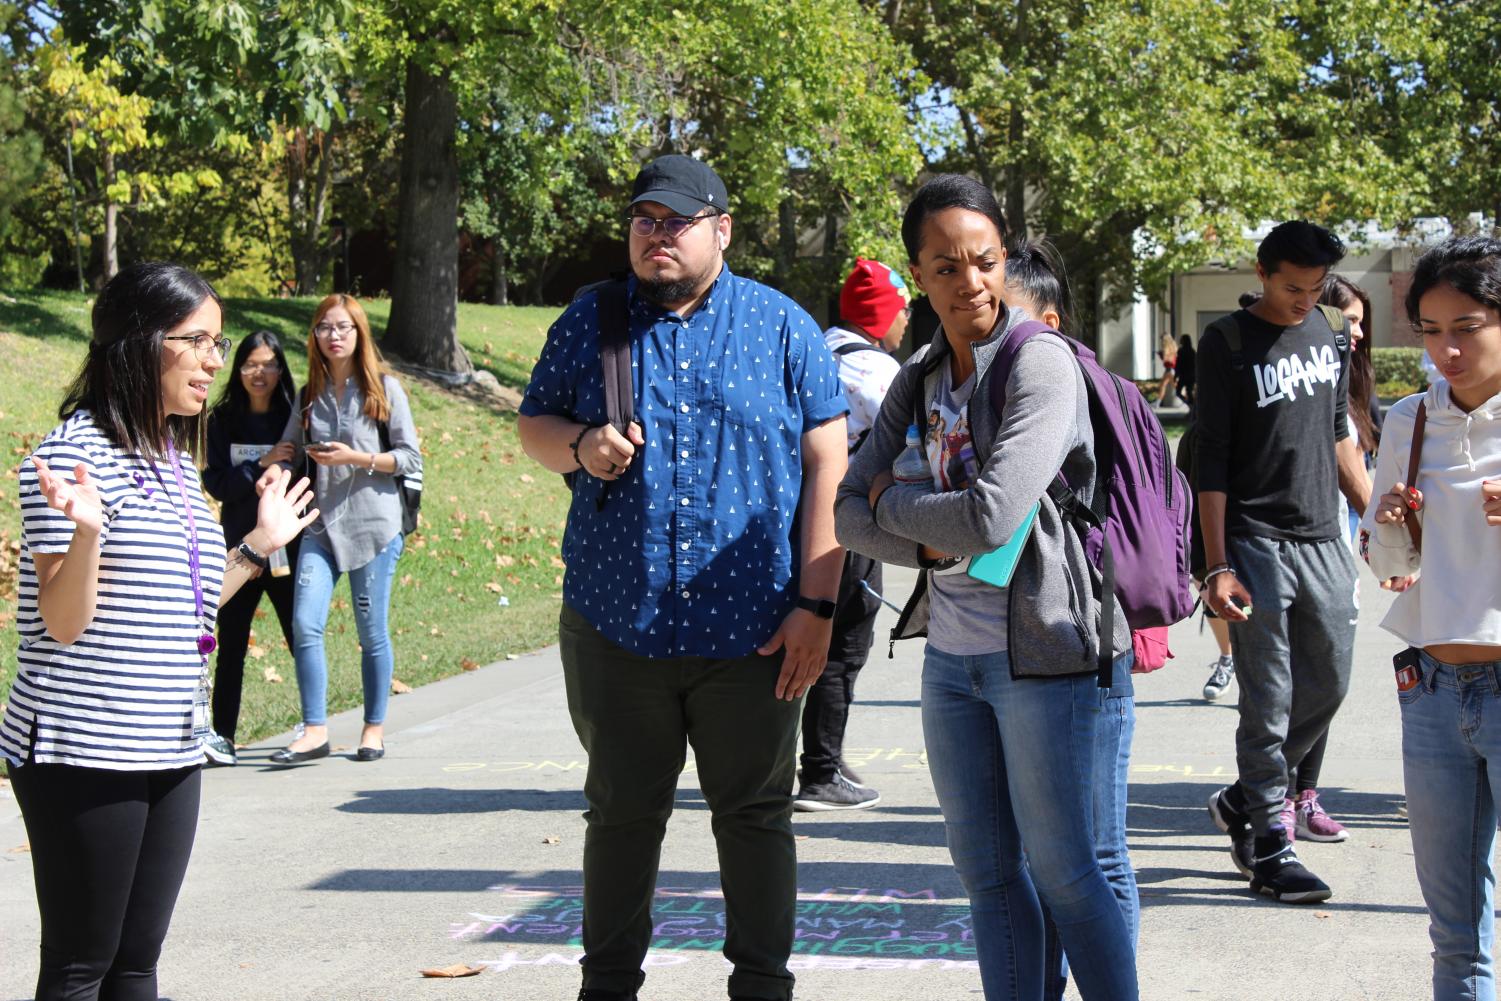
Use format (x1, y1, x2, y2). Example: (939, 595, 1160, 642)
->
(265, 294, 422, 766)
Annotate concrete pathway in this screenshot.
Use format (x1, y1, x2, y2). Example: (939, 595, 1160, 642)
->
(1, 567, 1428, 1000)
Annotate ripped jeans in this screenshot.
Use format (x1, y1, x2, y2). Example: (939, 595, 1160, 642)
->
(291, 531, 404, 726)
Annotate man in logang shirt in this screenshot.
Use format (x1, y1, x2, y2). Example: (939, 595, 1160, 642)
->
(1196, 220, 1371, 905)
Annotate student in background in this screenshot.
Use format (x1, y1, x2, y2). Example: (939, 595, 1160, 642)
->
(266, 295, 421, 766)
(201, 330, 300, 764)
(1005, 239, 1139, 1001)
(795, 258, 910, 812)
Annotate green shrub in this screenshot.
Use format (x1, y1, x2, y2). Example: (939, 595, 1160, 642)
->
(1373, 347, 1426, 398)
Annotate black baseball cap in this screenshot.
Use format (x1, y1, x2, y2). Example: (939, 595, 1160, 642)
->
(629, 154, 729, 217)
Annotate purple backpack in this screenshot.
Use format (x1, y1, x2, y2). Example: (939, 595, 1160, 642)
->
(990, 321, 1196, 678)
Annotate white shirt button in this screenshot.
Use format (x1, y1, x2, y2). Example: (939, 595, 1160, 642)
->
(680, 542, 689, 551)
(680, 450, 689, 459)
(680, 361, 690, 370)
(681, 590, 690, 599)
(680, 497, 690, 506)
(680, 403, 689, 413)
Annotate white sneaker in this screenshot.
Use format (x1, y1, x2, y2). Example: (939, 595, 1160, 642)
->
(202, 731, 237, 766)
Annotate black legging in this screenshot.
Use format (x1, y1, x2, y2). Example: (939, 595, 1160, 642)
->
(211, 553, 296, 741)
(1294, 729, 1329, 794)
(9, 761, 201, 1001)
(800, 552, 881, 784)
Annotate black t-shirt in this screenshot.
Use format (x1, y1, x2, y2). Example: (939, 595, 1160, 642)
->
(1194, 308, 1350, 541)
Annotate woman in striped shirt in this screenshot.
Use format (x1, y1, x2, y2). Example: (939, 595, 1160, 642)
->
(2, 262, 317, 1001)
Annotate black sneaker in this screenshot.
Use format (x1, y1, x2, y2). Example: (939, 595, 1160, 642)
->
(577, 989, 637, 1001)
(1249, 830, 1332, 904)
(1208, 785, 1255, 879)
(794, 773, 880, 812)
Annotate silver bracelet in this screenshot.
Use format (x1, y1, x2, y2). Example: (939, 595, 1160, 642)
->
(1203, 565, 1237, 585)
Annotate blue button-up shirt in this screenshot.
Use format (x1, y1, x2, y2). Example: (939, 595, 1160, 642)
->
(521, 265, 848, 658)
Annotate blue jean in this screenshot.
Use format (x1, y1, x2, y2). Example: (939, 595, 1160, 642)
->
(292, 531, 404, 726)
(1402, 652, 1501, 1001)
(1044, 677, 1138, 1001)
(922, 645, 1139, 1001)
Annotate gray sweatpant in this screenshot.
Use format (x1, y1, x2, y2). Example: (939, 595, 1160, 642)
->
(1226, 534, 1358, 835)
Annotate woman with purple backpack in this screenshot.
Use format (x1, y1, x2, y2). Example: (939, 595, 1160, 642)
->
(835, 175, 1138, 1000)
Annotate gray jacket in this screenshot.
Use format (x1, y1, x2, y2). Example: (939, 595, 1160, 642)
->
(834, 308, 1130, 677)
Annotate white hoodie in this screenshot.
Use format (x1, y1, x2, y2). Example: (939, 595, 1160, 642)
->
(1361, 381, 1501, 648)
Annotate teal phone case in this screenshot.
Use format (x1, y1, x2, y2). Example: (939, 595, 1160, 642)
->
(966, 501, 1039, 588)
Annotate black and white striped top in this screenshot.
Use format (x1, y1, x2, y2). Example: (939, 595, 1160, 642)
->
(2, 411, 226, 770)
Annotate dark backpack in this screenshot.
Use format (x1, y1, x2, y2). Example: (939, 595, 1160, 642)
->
(1175, 304, 1348, 580)
(376, 419, 422, 536)
(561, 278, 634, 509)
(989, 321, 1197, 683)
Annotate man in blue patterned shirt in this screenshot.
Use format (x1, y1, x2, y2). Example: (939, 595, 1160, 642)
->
(518, 155, 849, 1001)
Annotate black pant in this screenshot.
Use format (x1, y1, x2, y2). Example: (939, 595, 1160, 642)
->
(9, 761, 201, 1001)
(1294, 728, 1329, 793)
(799, 552, 881, 785)
(559, 604, 802, 1001)
(212, 551, 296, 741)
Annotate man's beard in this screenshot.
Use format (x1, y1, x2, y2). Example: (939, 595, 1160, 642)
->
(637, 275, 701, 305)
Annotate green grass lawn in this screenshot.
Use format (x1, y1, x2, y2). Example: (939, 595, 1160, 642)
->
(1, 290, 572, 745)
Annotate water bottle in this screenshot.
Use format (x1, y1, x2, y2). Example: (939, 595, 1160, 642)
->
(891, 424, 933, 489)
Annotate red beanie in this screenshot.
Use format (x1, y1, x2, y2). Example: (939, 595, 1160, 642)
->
(840, 258, 910, 341)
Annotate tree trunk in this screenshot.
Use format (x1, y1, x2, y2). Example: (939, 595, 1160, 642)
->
(386, 59, 469, 372)
(490, 241, 509, 306)
(102, 150, 119, 280)
(286, 128, 335, 296)
(63, 126, 85, 292)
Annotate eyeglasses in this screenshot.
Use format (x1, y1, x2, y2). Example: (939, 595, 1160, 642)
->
(314, 321, 357, 338)
(239, 362, 282, 376)
(164, 332, 232, 360)
(626, 212, 718, 240)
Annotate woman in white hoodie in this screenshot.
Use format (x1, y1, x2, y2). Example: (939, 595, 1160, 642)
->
(1362, 236, 1501, 1001)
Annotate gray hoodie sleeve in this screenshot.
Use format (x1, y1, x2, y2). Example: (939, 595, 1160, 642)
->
(874, 337, 1081, 556)
(834, 351, 930, 568)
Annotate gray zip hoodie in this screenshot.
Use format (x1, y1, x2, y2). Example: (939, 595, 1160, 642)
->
(834, 307, 1130, 677)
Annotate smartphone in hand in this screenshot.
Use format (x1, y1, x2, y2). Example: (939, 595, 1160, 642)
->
(306, 441, 336, 453)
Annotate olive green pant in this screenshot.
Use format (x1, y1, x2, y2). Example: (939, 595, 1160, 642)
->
(559, 604, 803, 1000)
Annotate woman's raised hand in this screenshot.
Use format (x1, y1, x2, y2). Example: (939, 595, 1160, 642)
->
(253, 467, 319, 550)
(32, 457, 104, 535)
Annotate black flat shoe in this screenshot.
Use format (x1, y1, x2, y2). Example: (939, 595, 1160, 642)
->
(268, 742, 330, 765)
(355, 746, 385, 762)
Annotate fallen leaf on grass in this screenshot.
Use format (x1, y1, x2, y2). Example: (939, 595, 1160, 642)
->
(484, 581, 503, 593)
(420, 963, 485, 978)
(519, 473, 535, 483)
(262, 666, 283, 684)
(391, 678, 413, 694)
(541, 835, 561, 845)
(460, 657, 480, 672)
(247, 644, 265, 660)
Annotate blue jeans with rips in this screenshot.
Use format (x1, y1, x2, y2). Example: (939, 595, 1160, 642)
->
(1402, 652, 1501, 1001)
(291, 531, 404, 726)
(921, 645, 1139, 1001)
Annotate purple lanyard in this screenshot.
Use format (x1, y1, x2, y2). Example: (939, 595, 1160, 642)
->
(165, 445, 217, 658)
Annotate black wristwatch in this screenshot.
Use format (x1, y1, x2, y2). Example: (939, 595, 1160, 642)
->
(796, 595, 837, 619)
(236, 541, 271, 571)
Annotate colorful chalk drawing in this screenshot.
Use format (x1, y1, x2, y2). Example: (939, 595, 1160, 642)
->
(449, 884, 980, 972)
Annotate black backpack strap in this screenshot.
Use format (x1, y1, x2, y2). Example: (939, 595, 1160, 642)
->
(834, 341, 883, 357)
(589, 279, 633, 510)
(1206, 314, 1244, 371)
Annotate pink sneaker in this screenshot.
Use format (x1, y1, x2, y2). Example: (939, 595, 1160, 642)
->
(1295, 789, 1349, 842)
(1276, 797, 1297, 842)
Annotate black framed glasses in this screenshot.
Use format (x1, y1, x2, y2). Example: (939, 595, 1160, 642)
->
(164, 332, 232, 360)
(626, 211, 718, 240)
